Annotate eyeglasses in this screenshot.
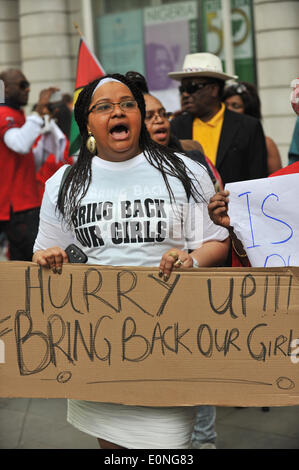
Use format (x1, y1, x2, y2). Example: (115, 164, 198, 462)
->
(145, 109, 168, 121)
(179, 81, 210, 95)
(88, 100, 138, 115)
(11, 80, 30, 90)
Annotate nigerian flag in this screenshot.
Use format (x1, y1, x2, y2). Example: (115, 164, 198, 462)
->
(69, 38, 105, 156)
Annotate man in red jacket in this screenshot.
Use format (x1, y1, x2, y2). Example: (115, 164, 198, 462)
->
(0, 68, 57, 260)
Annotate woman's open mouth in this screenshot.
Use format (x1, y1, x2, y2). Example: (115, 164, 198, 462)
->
(109, 124, 129, 141)
(154, 127, 168, 142)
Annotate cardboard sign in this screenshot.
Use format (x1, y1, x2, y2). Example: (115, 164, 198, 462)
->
(227, 173, 299, 267)
(0, 262, 299, 407)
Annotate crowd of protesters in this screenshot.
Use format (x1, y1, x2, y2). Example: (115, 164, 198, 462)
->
(0, 51, 298, 450)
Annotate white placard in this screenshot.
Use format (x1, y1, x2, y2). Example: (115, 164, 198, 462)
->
(226, 174, 299, 267)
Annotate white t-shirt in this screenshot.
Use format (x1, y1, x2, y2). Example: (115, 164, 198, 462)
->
(33, 151, 228, 449)
(34, 152, 228, 264)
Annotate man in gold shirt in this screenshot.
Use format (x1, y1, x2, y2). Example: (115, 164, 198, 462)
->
(169, 53, 268, 185)
(169, 53, 268, 450)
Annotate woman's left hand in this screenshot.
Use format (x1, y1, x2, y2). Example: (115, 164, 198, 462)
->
(159, 249, 193, 281)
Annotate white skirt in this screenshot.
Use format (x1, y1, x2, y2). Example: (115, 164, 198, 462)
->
(67, 399, 196, 449)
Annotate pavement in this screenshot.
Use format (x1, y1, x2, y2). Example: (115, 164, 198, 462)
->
(0, 399, 299, 449)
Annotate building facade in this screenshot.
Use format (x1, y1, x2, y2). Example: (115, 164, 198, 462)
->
(0, 0, 298, 164)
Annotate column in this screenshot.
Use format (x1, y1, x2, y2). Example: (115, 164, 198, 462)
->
(253, 0, 299, 165)
(19, 0, 74, 107)
(0, 0, 20, 71)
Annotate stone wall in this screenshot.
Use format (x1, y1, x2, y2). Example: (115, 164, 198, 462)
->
(1, 0, 298, 165)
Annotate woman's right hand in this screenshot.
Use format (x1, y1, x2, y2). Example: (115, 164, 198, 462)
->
(32, 247, 69, 274)
(208, 190, 231, 228)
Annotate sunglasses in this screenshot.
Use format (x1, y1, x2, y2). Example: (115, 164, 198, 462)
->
(179, 81, 211, 95)
(11, 80, 30, 90)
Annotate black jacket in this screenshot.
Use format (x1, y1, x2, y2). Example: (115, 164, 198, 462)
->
(168, 133, 216, 184)
(170, 108, 268, 185)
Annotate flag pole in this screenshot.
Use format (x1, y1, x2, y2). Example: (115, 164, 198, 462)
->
(69, 22, 105, 156)
(73, 22, 83, 38)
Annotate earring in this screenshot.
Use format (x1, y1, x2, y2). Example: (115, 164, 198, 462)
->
(86, 132, 97, 155)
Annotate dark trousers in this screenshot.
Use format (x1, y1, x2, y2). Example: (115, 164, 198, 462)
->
(0, 207, 40, 261)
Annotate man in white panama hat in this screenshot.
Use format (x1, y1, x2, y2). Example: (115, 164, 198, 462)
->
(169, 52, 268, 186)
(169, 53, 268, 450)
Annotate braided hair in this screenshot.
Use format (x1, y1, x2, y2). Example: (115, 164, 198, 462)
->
(57, 73, 206, 226)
